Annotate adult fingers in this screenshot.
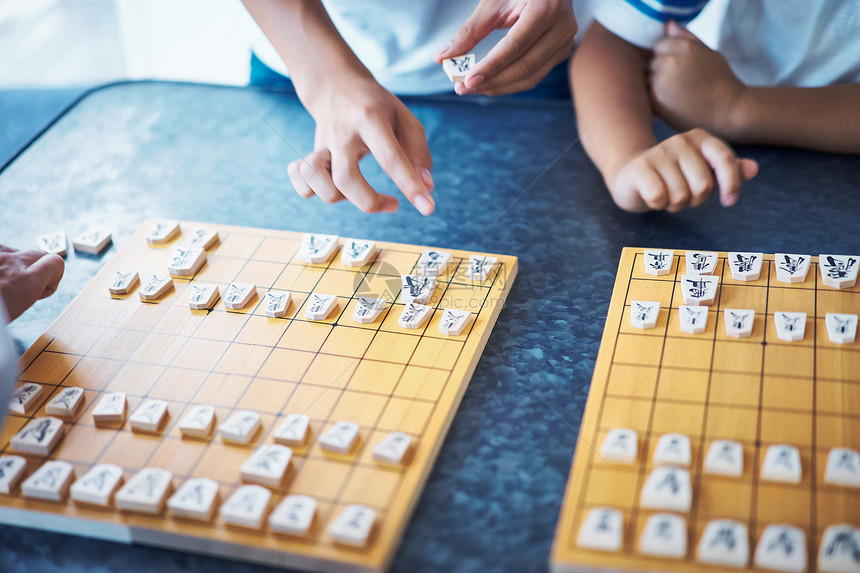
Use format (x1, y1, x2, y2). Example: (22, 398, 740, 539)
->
(298, 149, 345, 204)
(15, 250, 47, 266)
(468, 40, 570, 96)
(330, 143, 399, 214)
(434, 3, 497, 64)
(398, 116, 434, 193)
(287, 158, 314, 199)
(361, 123, 434, 215)
(700, 136, 744, 207)
(657, 162, 692, 213)
(0, 244, 17, 254)
(26, 253, 65, 300)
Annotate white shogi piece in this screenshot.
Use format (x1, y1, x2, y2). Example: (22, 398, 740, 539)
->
(826, 313, 858, 344)
(630, 301, 660, 329)
(220, 484, 271, 529)
(139, 273, 174, 301)
(298, 233, 338, 263)
(724, 308, 755, 338)
(146, 220, 181, 245)
(264, 291, 291, 318)
(128, 399, 169, 432)
(775, 253, 811, 284)
(819, 254, 859, 289)
(187, 283, 219, 310)
(653, 433, 691, 467)
(92, 392, 127, 424)
(824, 448, 860, 487)
(272, 413, 310, 446)
(330, 504, 376, 547)
(681, 274, 719, 306)
(72, 230, 112, 255)
(219, 410, 261, 444)
(727, 252, 764, 281)
(0, 455, 27, 494)
(240, 444, 293, 488)
(399, 302, 433, 329)
(37, 231, 67, 256)
(184, 227, 219, 250)
(401, 274, 436, 304)
(704, 440, 744, 477)
(340, 238, 377, 267)
(373, 432, 413, 465)
(577, 507, 623, 552)
(774, 312, 807, 342)
(306, 293, 338, 321)
(465, 255, 498, 281)
(178, 405, 216, 438)
(638, 513, 687, 559)
(818, 524, 860, 572)
(70, 463, 124, 506)
(761, 444, 802, 483)
(640, 466, 692, 512)
(685, 251, 718, 275)
(600, 428, 638, 464)
(442, 53, 475, 82)
(167, 477, 220, 521)
(166, 245, 207, 277)
(416, 248, 452, 276)
(353, 296, 386, 324)
(439, 308, 472, 336)
(10, 416, 64, 455)
(21, 460, 74, 502)
(8, 382, 43, 414)
(697, 519, 750, 568)
(754, 524, 807, 573)
(115, 467, 172, 514)
(679, 305, 709, 334)
(269, 494, 317, 536)
(319, 421, 360, 454)
(108, 270, 139, 295)
(643, 249, 674, 276)
(223, 282, 256, 310)
(46, 387, 85, 417)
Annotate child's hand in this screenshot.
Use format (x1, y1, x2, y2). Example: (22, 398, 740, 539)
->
(607, 129, 758, 213)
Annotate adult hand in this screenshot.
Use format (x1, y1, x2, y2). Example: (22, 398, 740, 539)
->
(0, 245, 65, 321)
(435, 0, 577, 96)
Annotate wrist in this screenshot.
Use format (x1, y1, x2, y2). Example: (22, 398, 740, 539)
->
(296, 62, 377, 119)
(718, 84, 755, 141)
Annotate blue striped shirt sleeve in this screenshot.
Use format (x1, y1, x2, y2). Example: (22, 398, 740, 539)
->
(594, 0, 711, 48)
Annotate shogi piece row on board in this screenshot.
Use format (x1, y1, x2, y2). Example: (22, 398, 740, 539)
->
(552, 248, 860, 573)
(1, 220, 517, 573)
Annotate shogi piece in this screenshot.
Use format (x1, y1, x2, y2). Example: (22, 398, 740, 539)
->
(442, 53, 475, 82)
(187, 284, 219, 310)
(681, 274, 719, 306)
(329, 504, 376, 547)
(264, 291, 291, 318)
(319, 421, 360, 454)
(465, 255, 498, 281)
(685, 251, 718, 275)
(9, 382, 43, 414)
(630, 301, 660, 329)
(353, 297, 386, 324)
(269, 494, 317, 536)
(223, 282, 256, 310)
(219, 410, 261, 444)
(643, 249, 673, 276)
(240, 444, 293, 488)
(70, 463, 124, 506)
(273, 413, 310, 446)
(108, 270, 139, 295)
(600, 428, 637, 464)
(178, 405, 216, 438)
(399, 302, 433, 329)
(819, 254, 859, 289)
(679, 305, 708, 334)
(373, 432, 413, 465)
(754, 524, 806, 573)
(129, 399, 169, 432)
(704, 440, 743, 477)
(638, 513, 687, 558)
(166, 246, 207, 276)
(824, 448, 860, 487)
(401, 275, 436, 304)
(416, 248, 452, 276)
(167, 477, 220, 521)
(115, 467, 172, 514)
(340, 239, 377, 267)
(761, 444, 802, 483)
(577, 507, 623, 552)
(10, 416, 64, 455)
(653, 433, 691, 467)
(73, 230, 112, 255)
(298, 233, 338, 263)
(21, 460, 74, 502)
(139, 274, 174, 301)
(92, 392, 127, 424)
(306, 293, 338, 321)
(640, 466, 692, 512)
(774, 312, 807, 342)
(724, 308, 755, 338)
(727, 252, 763, 281)
(774, 253, 810, 284)
(36, 231, 67, 257)
(146, 220, 180, 245)
(0, 455, 27, 494)
(818, 524, 860, 572)
(696, 519, 749, 568)
(184, 227, 219, 250)
(439, 308, 472, 336)
(826, 313, 858, 344)
(220, 484, 271, 529)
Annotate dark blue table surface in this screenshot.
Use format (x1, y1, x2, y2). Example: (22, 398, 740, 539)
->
(0, 81, 858, 573)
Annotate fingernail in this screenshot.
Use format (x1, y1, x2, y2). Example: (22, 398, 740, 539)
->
(420, 168, 434, 191)
(466, 74, 485, 89)
(455, 83, 474, 96)
(436, 43, 452, 60)
(722, 193, 737, 207)
(414, 193, 435, 216)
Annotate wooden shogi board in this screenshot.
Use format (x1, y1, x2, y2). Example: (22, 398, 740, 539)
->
(551, 248, 859, 572)
(0, 220, 517, 572)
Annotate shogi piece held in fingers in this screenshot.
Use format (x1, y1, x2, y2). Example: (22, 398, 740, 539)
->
(724, 309, 755, 338)
(353, 297, 386, 324)
(640, 466, 692, 512)
(139, 274, 174, 301)
(399, 302, 433, 329)
(818, 525, 860, 572)
(319, 421, 360, 454)
(223, 282, 256, 310)
(775, 253, 810, 284)
(269, 495, 317, 536)
(167, 477, 220, 521)
(108, 270, 139, 295)
(0, 456, 27, 494)
(401, 275, 436, 304)
(37, 231, 67, 257)
(264, 291, 290, 318)
(643, 249, 673, 276)
(306, 293, 338, 321)
(73, 230, 112, 255)
(679, 305, 709, 334)
(220, 484, 271, 529)
(653, 433, 691, 466)
(298, 233, 338, 263)
(577, 507, 623, 552)
(115, 468, 172, 514)
(92, 392, 127, 424)
(21, 460, 74, 502)
(330, 504, 376, 547)
(465, 255, 498, 281)
(761, 444, 802, 483)
(146, 220, 180, 245)
(685, 251, 718, 275)
(129, 399, 169, 432)
(704, 440, 743, 477)
(819, 254, 859, 289)
(416, 248, 452, 276)
(630, 301, 659, 329)
(70, 463, 123, 506)
(272, 413, 310, 446)
(219, 410, 261, 444)
(696, 519, 749, 568)
(754, 524, 806, 573)
(439, 308, 472, 335)
(681, 274, 719, 306)
(9, 382, 43, 414)
(727, 252, 763, 281)
(47, 387, 83, 420)
(774, 312, 807, 342)
(340, 239, 376, 267)
(240, 444, 293, 488)
(166, 246, 207, 277)
(826, 313, 858, 344)
(442, 53, 475, 82)
(184, 227, 219, 250)
(187, 284, 219, 310)
(600, 428, 637, 464)
(10, 417, 64, 455)
(373, 432, 413, 465)
(824, 448, 860, 487)
(178, 405, 216, 438)
(638, 513, 687, 558)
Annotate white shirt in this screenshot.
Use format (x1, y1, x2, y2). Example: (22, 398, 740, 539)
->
(0, 300, 15, 430)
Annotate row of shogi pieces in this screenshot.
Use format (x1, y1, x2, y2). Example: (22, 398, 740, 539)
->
(578, 428, 860, 571)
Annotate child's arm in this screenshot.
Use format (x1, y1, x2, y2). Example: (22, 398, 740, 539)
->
(651, 22, 860, 154)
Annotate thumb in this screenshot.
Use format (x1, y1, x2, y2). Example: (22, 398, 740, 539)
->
(26, 253, 64, 300)
(435, 5, 496, 63)
(740, 158, 759, 181)
(666, 20, 698, 40)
